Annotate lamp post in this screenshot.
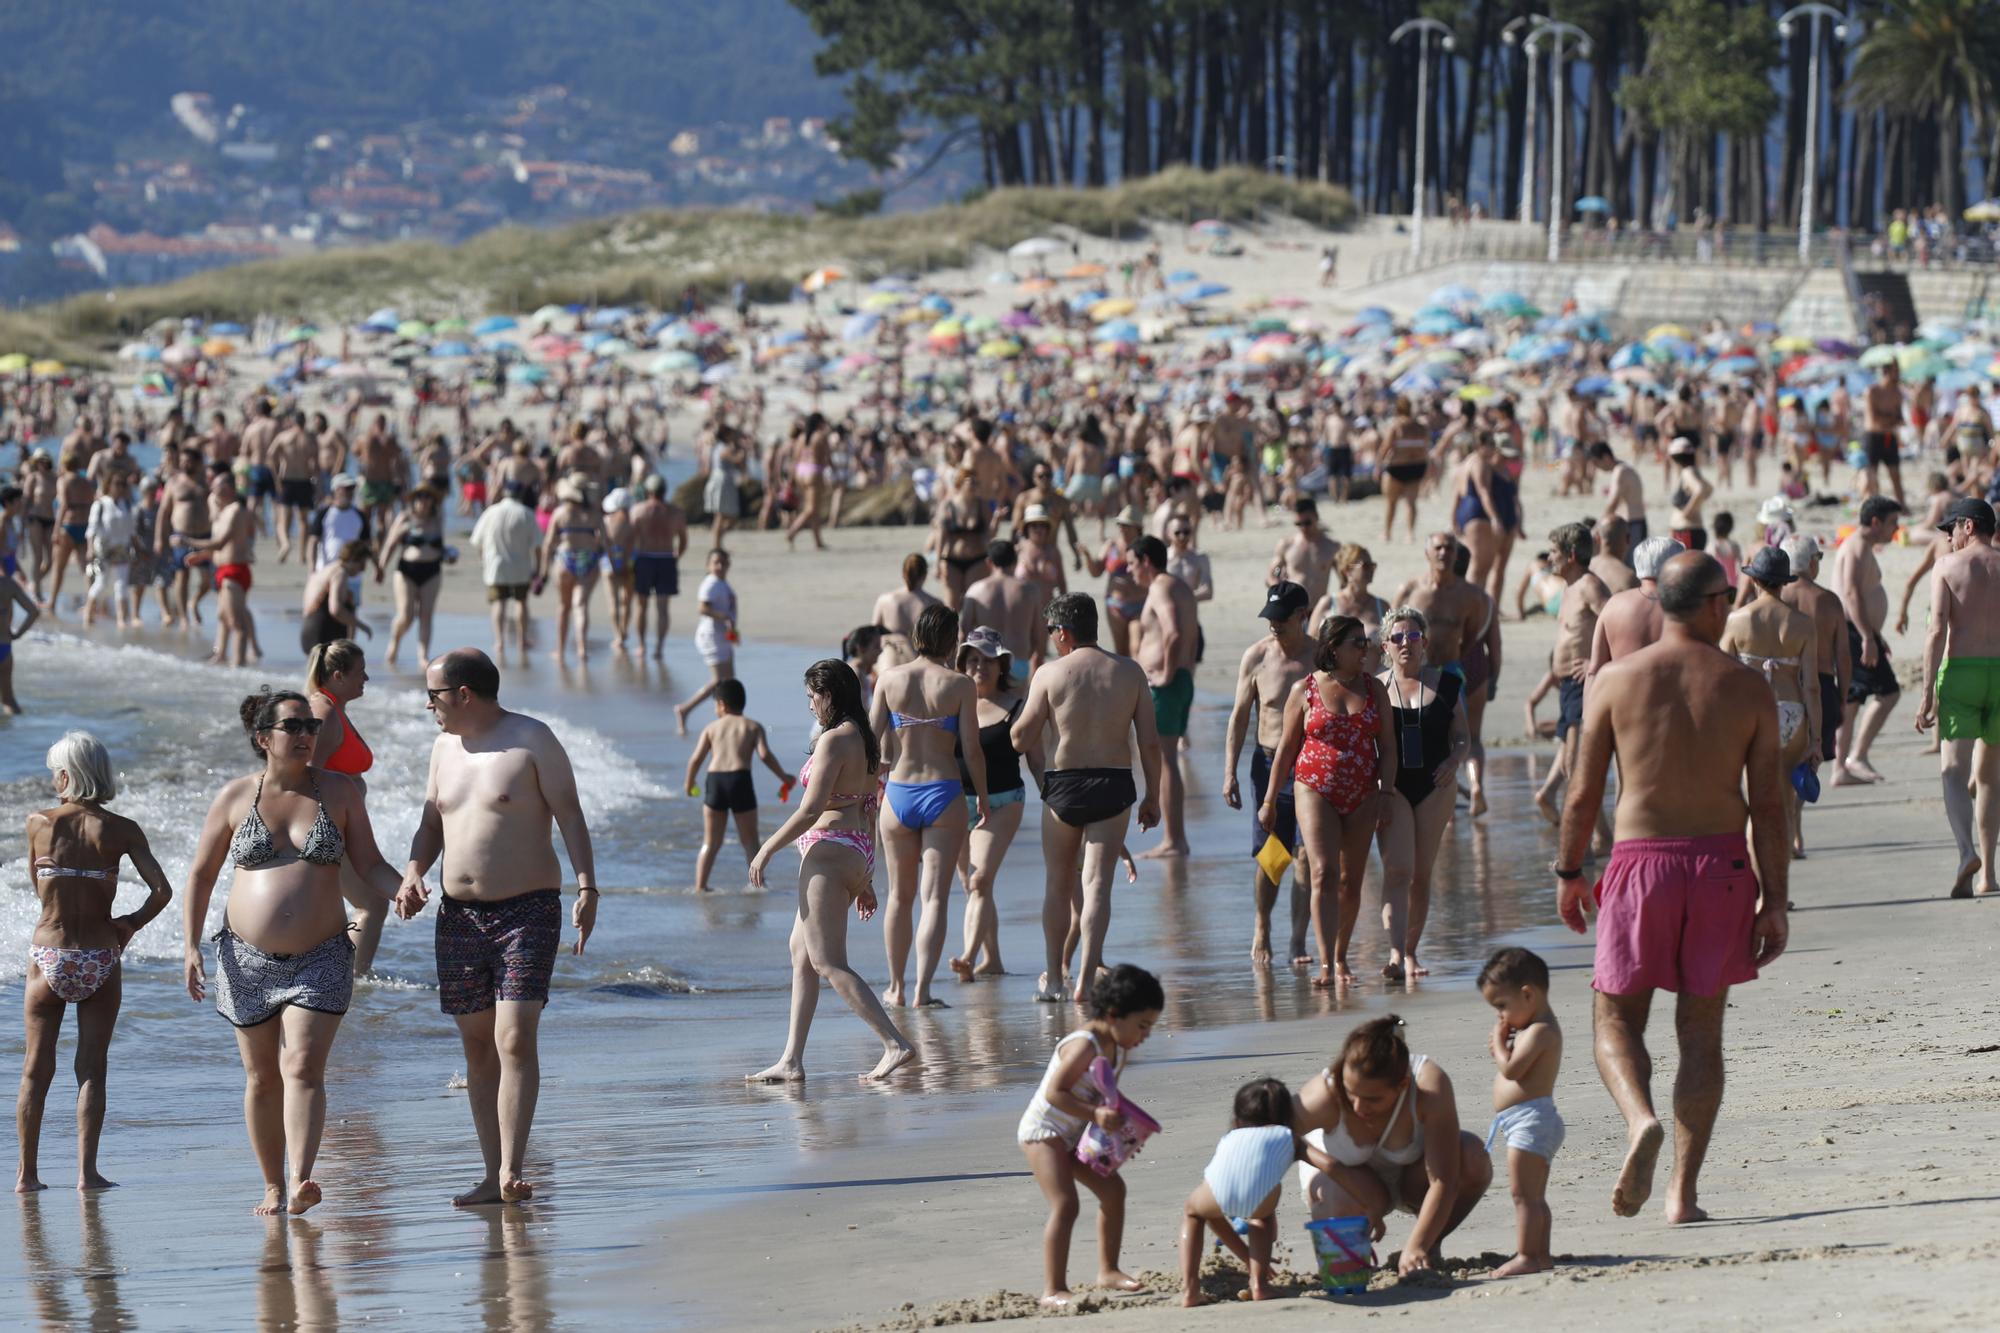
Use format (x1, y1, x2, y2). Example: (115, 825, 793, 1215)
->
(1778, 5, 1861, 265)
(1501, 16, 1550, 227)
(1392, 18, 1457, 259)
(1530, 19, 1592, 262)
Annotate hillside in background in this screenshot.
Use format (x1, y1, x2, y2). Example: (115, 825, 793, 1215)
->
(0, 0, 838, 150)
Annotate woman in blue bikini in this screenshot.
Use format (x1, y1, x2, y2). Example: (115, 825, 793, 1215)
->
(869, 603, 989, 1008)
(537, 475, 602, 665)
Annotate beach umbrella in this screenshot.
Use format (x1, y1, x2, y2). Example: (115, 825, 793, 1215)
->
(1413, 314, 1462, 337)
(648, 350, 700, 374)
(964, 314, 1000, 336)
(1479, 291, 1529, 313)
(531, 304, 567, 326)
(1001, 310, 1038, 330)
(1945, 341, 1997, 366)
(1963, 200, 2000, 223)
(433, 317, 470, 335)
(429, 340, 474, 358)
(1175, 281, 1231, 302)
(0, 353, 27, 373)
(917, 295, 953, 318)
(1429, 283, 1480, 308)
(507, 364, 549, 385)
(1353, 306, 1394, 325)
(1095, 319, 1141, 343)
(1345, 322, 1395, 345)
(1191, 219, 1232, 236)
(700, 363, 737, 385)
(584, 308, 629, 329)
(1574, 196, 1612, 214)
(1391, 370, 1443, 395)
(1090, 297, 1137, 321)
(1167, 269, 1201, 285)
(1772, 335, 1814, 355)
(1456, 384, 1497, 401)
(393, 319, 428, 340)
(1018, 277, 1057, 295)
(1573, 375, 1615, 396)
(205, 321, 245, 336)
(1645, 323, 1693, 343)
(801, 267, 847, 293)
(474, 315, 517, 335)
(985, 269, 1019, 287)
(1008, 236, 1065, 260)
(1248, 317, 1290, 335)
(1063, 263, 1108, 282)
(30, 358, 65, 375)
(836, 352, 878, 373)
(1858, 344, 1899, 368)
(1424, 346, 1467, 366)
(201, 338, 237, 357)
(771, 330, 807, 346)
(978, 339, 1022, 359)
(1708, 355, 1759, 378)
(1899, 350, 1948, 380)
(1647, 336, 1697, 362)
(118, 342, 161, 361)
(1449, 328, 1494, 351)
(929, 318, 964, 338)
(688, 320, 721, 336)
(1269, 296, 1309, 309)
(591, 338, 632, 358)
(862, 291, 908, 311)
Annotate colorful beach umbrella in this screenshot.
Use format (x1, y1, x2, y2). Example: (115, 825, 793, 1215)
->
(474, 316, 517, 335)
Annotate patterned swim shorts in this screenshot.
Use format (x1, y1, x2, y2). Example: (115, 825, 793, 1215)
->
(435, 889, 562, 1015)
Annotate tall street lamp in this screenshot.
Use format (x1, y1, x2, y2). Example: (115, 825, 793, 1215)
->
(1392, 18, 1457, 258)
(1778, 5, 1862, 264)
(1530, 19, 1592, 262)
(1501, 15, 1551, 227)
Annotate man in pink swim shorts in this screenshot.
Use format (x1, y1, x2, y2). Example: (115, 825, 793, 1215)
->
(1552, 552, 1791, 1227)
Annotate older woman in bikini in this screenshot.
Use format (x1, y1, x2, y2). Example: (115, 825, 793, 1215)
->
(17, 732, 173, 1193)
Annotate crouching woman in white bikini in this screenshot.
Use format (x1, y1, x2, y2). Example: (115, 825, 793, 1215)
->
(1291, 1014, 1492, 1276)
(182, 689, 417, 1215)
(18, 731, 174, 1193)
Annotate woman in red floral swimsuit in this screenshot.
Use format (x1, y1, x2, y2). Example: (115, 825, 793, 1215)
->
(1261, 615, 1396, 988)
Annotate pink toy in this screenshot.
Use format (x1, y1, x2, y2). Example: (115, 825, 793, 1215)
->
(1073, 1057, 1161, 1177)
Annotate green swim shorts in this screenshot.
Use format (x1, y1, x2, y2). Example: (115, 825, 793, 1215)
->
(1936, 656, 2000, 744)
(1151, 667, 1194, 738)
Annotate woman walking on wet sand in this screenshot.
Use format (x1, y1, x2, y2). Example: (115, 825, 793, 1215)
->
(747, 659, 915, 1083)
(182, 690, 418, 1214)
(17, 732, 174, 1193)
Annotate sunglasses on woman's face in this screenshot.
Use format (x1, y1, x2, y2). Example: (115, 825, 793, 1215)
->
(262, 717, 323, 736)
(1388, 630, 1425, 646)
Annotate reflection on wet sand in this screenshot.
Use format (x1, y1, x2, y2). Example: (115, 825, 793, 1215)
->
(20, 1192, 131, 1330)
(476, 1209, 554, 1333)
(257, 1217, 338, 1331)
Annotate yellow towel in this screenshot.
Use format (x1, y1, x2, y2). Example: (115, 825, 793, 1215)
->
(1255, 834, 1293, 884)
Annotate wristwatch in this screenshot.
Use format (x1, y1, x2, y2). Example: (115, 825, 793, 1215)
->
(1549, 861, 1584, 881)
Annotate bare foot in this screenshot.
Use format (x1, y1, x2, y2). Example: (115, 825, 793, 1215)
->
(1612, 1120, 1664, 1217)
(1040, 1293, 1075, 1310)
(1489, 1253, 1551, 1278)
(1096, 1269, 1146, 1292)
(500, 1177, 534, 1202)
(862, 1044, 916, 1082)
(746, 1059, 805, 1083)
(1034, 974, 1063, 1003)
(948, 955, 975, 981)
(1840, 759, 1884, 785)
(972, 963, 1006, 978)
(1665, 1198, 1709, 1225)
(1534, 789, 1561, 825)
(1244, 1284, 1278, 1301)
(254, 1184, 285, 1216)
(288, 1179, 322, 1215)
(16, 1174, 46, 1193)
(1290, 946, 1312, 967)
(78, 1172, 118, 1191)
(673, 704, 691, 736)
(914, 995, 949, 1009)
(1250, 926, 1272, 965)
(1138, 841, 1188, 860)
(880, 983, 906, 1008)
(1405, 953, 1430, 977)
(1181, 1291, 1213, 1308)
(1952, 856, 1982, 899)
(453, 1178, 505, 1207)
(1470, 789, 1489, 818)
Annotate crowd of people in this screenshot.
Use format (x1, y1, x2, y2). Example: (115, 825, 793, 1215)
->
(10, 288, 2000, 1310)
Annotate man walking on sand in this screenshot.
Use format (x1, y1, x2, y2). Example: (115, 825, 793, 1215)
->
(1777, 534, 1848, 858)
(397, 649, 598, 1207)
(1915, 498, 2000, 897)
(1862, 358, 1907, 508)
(1012, 593, 1161, 1005)
(1223, 581, 1315, 965)
(469, 482, 541, 665)
(1831, 496, 1903, 785)
(962, 539, 1047, 667)
(1556, 552, 1789, 1225)
(1131, 534, 1199, 858)
(1537, 523, 1610, 826)
(628, 475, 688, 661)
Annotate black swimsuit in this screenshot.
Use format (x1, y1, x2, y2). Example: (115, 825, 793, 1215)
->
(1389, 672, 1460, 808)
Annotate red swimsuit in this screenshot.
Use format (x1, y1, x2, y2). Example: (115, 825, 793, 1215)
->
(1295, 676, 1379, 816)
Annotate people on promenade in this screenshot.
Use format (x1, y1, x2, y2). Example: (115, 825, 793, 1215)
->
(398, 649, 599, 1204)
(1555, 552, 1789, 1224)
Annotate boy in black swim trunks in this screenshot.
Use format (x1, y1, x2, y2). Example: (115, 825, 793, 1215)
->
(684, 679, 794, 893)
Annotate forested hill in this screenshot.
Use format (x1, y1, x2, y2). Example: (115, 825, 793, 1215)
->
(0, 0, 838, 142)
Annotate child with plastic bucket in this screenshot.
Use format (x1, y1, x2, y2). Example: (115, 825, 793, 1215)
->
(1179, 1077, 1344, 1305)
(1478, 947, 1565, 1276)
(1015, 964, 1164, 1310)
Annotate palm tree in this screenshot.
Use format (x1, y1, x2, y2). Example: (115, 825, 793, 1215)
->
(1844, 0, 2000, 215)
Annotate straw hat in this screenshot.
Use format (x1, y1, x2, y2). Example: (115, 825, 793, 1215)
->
(1022, 502, 1052, 527)
(1756, 496, 1794, 527)
(1113, 503, 1144, 528)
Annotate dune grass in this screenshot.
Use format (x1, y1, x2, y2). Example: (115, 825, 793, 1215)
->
(10, 168, 1355, 362)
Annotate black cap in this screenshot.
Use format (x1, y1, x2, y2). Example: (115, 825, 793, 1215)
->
(1743, 546, 1794, 586)
(1937, 496, 1997, 534)
(1259, 580, 1310, 620)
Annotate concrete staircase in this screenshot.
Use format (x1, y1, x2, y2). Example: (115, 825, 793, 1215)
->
(1776, 270, 1858, 342)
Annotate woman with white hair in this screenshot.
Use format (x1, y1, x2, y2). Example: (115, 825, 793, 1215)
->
(18, 731, 173, 1192)
(538, 474, 603, 665)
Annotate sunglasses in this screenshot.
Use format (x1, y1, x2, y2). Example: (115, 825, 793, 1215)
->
(425, 685, 460, 702)
(261, 717, 323, 736)
(1388, 630, 1425, 645)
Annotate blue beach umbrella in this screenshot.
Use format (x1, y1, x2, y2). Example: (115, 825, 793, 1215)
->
(1572, 375, 1615, 396)
(1479, 291, 1529, 313)
(474, 316, 517, 335)
(589, 307, 631, 327)
(1575, 196, 1612, 214)
(1167, 269, 1201, 285)
(1429, 283, 1480, 308)
(209, 321, 246, 336)
(1176, 281, 1232, 302)
(429, 340, 474, 358)
(842, 312, 882, 342)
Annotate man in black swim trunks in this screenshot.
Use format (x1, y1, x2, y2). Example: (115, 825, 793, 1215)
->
(1831, 496, 1902, 785)
(1011, 592, 1162, 1005)
(1862, 359, 1907, 509)
(1223, 580, 1315, 965)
